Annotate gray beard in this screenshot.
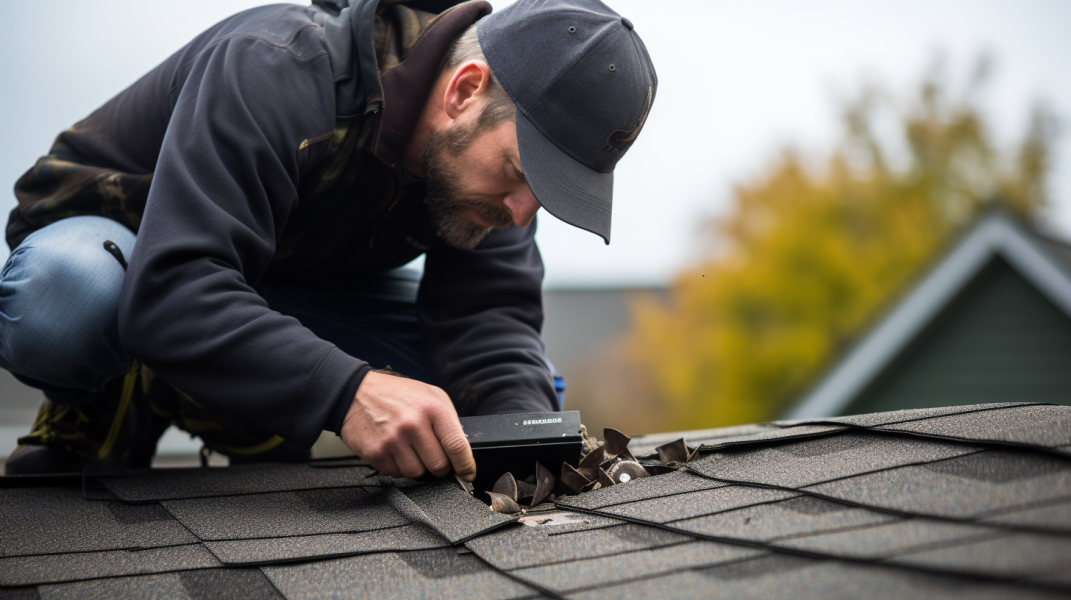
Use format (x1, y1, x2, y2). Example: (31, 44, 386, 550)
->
(422, 124, 514, 251)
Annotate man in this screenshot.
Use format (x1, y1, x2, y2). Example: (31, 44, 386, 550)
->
(1, 0, 657, 479)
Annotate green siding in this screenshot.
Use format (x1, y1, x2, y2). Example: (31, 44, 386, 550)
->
(843, 257, 1071, 414)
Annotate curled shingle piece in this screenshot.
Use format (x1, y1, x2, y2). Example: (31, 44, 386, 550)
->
(604, 428, 632, 459)
(562, 462, 593, 494)
(491, 472, 518, 502)
(656, 439, 691, 467)
(578, 445, 607, 481)
(388, 482, 515, 544)
(486, 492, 523, 515)
(516, 479, 536, 503)
(531, 462, 556, 507)
(605, 429, 638, 462)
(484, 424, 707, 506)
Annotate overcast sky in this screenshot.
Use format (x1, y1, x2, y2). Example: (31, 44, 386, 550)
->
(1, 0, 1068, 287)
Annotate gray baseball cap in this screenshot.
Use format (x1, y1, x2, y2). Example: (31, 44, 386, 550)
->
(477, 0, 657, 244)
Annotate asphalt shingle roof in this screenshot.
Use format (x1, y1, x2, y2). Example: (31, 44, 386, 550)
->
(202, 523, 449, 566)
(2, 401, 1070, 598)
(160, 487, 405, 540)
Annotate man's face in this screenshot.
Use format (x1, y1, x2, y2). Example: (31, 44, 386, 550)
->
(423, 116, 541, 250)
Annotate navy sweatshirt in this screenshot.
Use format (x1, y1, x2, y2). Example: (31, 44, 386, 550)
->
(11, 2, 557, 449)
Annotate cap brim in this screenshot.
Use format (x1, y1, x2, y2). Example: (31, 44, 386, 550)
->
(515, 111, 613, 244)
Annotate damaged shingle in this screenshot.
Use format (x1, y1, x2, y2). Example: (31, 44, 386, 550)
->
(557, 469, 726, 511)
(389, 481, 516, 544)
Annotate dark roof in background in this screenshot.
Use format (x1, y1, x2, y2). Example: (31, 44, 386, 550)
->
(2, 402, 1071, 598)
(788, 211, 1071, 419)
(841, 256, 1071, 413)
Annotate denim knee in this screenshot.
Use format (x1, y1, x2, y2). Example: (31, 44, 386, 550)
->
(0, 216, 136, 392)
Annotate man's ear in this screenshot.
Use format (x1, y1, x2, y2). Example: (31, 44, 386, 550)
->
(443, 60, 492, 120)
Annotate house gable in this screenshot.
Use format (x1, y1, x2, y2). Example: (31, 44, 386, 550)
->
(844, 256, 1071, 414)
(787, 211, 1071, 418)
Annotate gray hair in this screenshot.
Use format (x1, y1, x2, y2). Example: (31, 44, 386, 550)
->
(444, 23, 516, 128)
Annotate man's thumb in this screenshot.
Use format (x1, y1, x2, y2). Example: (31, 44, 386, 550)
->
(434, 416, 476, 481)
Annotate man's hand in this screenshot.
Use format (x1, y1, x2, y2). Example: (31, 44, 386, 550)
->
(340, 371, 476, 481)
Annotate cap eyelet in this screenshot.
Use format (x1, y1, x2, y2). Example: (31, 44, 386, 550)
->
(602, 144, 612, 151)
(568, 26, 576, 33)
(608, 64, 616, 72)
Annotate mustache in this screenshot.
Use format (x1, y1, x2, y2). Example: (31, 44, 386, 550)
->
(452, 197, 514, 230)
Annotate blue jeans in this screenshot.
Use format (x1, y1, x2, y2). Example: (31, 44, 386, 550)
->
(0, 216, 429, 406)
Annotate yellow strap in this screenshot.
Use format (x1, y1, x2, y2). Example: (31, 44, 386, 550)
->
(97, 364, 139, 460)
(147, 401, 173, 419)
(220, 435, 286, 456)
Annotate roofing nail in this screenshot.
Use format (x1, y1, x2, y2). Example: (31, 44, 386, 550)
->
(486, 492, 523, 514)
(561, 462, 591, 494)
(603, 428, 632, 458)
(608, 460, 649, 484)
(492, 472, 518, 501)
(531, 462, 555, 506)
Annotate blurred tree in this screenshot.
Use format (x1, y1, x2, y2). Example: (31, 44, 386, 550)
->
(626, 61, 1059, 430)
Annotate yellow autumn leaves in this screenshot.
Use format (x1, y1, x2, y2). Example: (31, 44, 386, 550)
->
(625, 65, 1056, 431)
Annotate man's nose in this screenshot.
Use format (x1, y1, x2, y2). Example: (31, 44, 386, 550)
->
(504, 190, 541, 227)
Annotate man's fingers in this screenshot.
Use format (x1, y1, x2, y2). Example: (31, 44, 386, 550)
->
(432, 411, 476, 481)
(392, 444, 427, 479)
(341, 373, 474, 481)
(411, 431, 453, 478)
(370, 453, 402, 480)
